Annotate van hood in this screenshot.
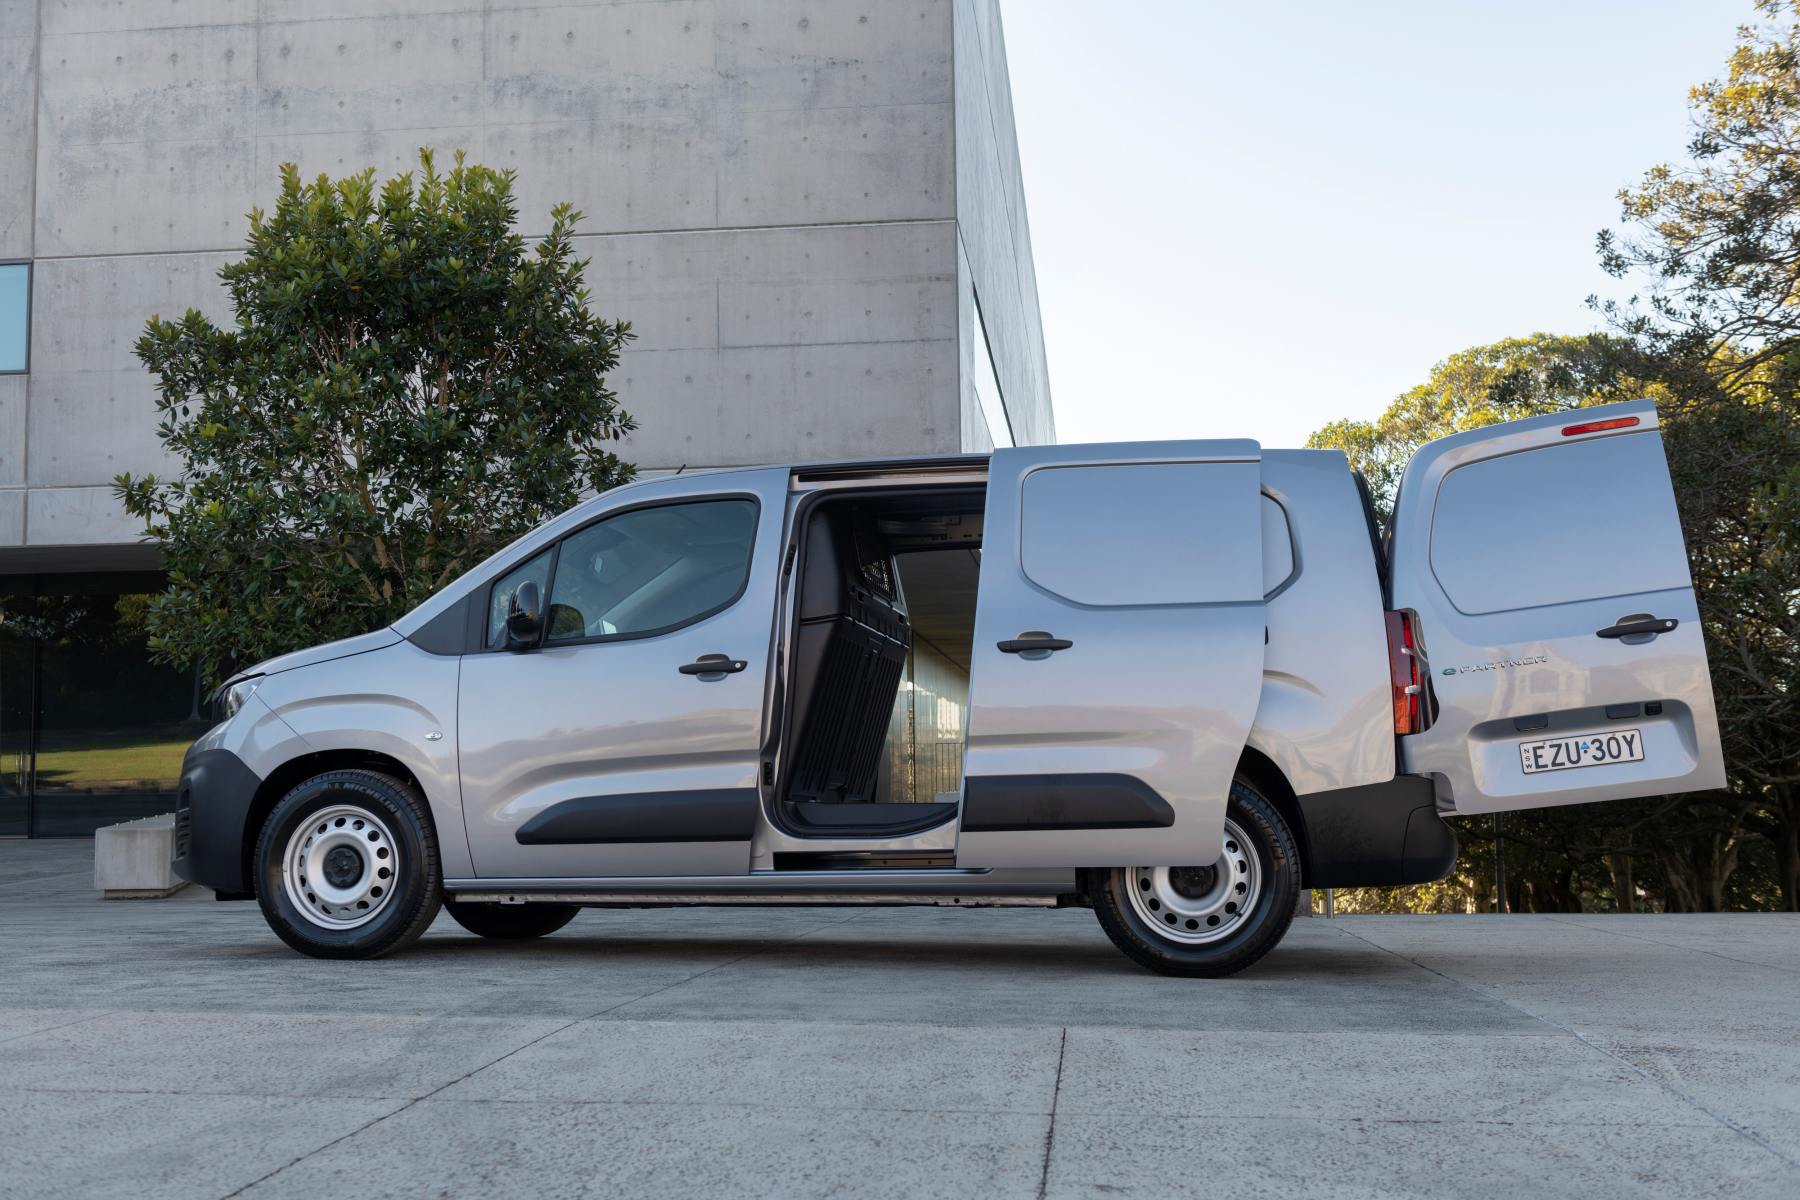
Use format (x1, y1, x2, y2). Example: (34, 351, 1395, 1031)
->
(236, 628, 403, 681)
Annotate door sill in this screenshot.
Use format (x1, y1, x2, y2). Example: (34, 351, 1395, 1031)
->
(777, 800, 958, 839)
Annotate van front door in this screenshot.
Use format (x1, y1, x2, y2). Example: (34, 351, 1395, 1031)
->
(1389, 400, 1724, 815)
(956, 442, 1267, 869)
(457, 471, 790, 880)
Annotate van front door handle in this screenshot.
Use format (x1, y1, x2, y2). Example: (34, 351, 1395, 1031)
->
(679, 654, 747, 676)
(1597, 615, 1678, 642)
(997, 632, 1073, 654)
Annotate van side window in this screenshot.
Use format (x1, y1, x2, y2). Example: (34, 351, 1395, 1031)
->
(486, 550, 553, 649)
(545, 499, 757, 643)
(1429, 432, 1689, 615)
(1020, 462, 1263, 606)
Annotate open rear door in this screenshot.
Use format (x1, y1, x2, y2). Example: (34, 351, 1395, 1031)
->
(1389, 399, 1724, 815)
(956, 442, 1266, 869)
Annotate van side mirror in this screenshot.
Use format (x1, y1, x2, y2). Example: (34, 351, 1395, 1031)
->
(505, 580, 543, 649)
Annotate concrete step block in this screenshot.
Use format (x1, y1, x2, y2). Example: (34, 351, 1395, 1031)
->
(94, 813, 189, 899)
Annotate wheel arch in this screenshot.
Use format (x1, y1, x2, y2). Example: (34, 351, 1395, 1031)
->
(1234, 747, 1316, 889)
(241, 750, 431, 895)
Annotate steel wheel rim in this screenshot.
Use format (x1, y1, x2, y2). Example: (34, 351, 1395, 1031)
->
(282, 803, 400, 930)
(1126, 817, 1262, 945)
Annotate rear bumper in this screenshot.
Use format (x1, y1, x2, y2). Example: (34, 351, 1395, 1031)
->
(172, 747, 264, 895)
(1295, 775, 1458, 888)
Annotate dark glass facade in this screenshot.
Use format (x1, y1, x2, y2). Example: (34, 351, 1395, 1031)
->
(0, 573, 206, 837)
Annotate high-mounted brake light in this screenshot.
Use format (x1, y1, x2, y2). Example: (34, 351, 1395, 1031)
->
(1385, 611, 1423, 735)
(1560, 415, 1639, 437)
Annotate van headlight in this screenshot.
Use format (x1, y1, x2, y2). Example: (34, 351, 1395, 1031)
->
(214, 676, 263, 723)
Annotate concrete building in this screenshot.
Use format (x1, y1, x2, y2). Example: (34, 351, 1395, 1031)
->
(0, 0, 1053, 836)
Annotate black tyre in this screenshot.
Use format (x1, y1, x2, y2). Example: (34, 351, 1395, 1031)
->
(443, 897, 581, 940)
(1090, 775, 1300, 977)
(253, 769, 443, 960)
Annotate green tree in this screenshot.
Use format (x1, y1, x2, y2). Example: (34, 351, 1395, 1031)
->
(1599, 0, 1800, 910)
(116, 150, 635, 682)
(1307, 333, 1654, 522)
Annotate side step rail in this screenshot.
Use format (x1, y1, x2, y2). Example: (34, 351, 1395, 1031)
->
(450, 892, 1060, 908)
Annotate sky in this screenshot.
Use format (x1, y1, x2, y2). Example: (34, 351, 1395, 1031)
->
(999, 0, 1749, 449)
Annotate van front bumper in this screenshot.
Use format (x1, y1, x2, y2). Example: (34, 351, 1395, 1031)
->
(173, 747, 264, 897)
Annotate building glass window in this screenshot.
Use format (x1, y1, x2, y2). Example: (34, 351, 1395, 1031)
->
(0, 573, 205, 837)
(0, 262, 28, 374)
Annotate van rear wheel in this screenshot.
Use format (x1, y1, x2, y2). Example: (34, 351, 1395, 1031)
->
(444, 897, 580, 940)
(1090, 775, 1299, 977)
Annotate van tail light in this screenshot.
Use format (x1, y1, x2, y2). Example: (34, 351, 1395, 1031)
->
(1385, 610, 1424, 735)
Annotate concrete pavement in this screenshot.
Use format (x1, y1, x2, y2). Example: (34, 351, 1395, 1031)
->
(1, 838, 1796, 1199)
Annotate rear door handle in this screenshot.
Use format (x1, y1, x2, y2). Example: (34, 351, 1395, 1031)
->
(1597, 615, 1678, 641)
(679, 653, 747, 676)
(997, 632, 1073, 654)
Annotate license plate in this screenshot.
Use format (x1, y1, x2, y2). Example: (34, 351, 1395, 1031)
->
(1518, 729, 1645, 774)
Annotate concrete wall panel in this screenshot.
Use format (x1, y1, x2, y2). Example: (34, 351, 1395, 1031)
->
(260, 0, 488, 22)
(485, 1, 714, 111)
(489, 113, 720, 238)
(0, 21, 36, 258)
(615, 336, 957, 468)
(27, 484, 144, 546)
(27, 252, 232, 491)
(0, 376, 28, 487)
(34, 20, 257, 256)
(258, 12, 486, 136)
(0, 488, 24, 545)
(577, 232, 725, 354)
(29, 250, 234, 377)
(37, 137, 257, 258)
(576, 220, 954, 354)
(721, 101, 951, 226)
(255, 125, 486, 191)
(38, 23, 256, 148)
(717, 0, 951, 111)
(40, 0, 249, 36)
(585, 219, 958, 464)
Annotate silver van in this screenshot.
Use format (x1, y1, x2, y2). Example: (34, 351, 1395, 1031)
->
(174, 399, 1722, 975)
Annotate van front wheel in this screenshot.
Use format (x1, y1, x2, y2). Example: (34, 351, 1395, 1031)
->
(1090, 776, 1300, 977)
(254, 770, 443, 960)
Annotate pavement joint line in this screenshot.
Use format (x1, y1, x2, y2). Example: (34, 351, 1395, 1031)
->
(215, 907, 877, 1200)
(0, 1009, 116, 1047)
(1036, 1027, 1067, 1200)
(0, 1085, 1738, 1127)
(0, 868, 95, 893)
(1539, 914, 1800, 976)
(1330, 921, 1800, 1173)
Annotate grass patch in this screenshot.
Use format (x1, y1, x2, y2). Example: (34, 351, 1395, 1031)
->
(32, 731, 200, 791)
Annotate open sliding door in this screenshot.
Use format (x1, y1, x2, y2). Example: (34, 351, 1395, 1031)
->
(956, 442, 1267, 869)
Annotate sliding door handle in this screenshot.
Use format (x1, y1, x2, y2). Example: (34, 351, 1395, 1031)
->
(997, 632, 1073, 654)
(679, 653, 747, 676)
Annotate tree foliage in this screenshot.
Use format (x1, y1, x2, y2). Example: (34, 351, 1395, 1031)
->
(116, 150, 635, 680)
(1599, 0, 1800, 383)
